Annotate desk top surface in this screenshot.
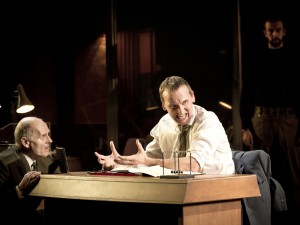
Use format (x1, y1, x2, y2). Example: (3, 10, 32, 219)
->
(30, 172, 260, 204)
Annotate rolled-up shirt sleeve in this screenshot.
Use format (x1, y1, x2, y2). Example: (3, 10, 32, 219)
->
(190, 111, 234, 174)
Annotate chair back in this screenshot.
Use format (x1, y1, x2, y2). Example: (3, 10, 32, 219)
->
(123, 138, 146, 156)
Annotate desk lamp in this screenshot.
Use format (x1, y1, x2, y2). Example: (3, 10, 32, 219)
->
(16, 84, 35, 114)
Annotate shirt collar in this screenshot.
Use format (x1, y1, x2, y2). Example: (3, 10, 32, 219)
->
(23, 153, 35, 167)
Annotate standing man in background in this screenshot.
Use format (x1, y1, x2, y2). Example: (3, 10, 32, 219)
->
(240, 13, 300, 223)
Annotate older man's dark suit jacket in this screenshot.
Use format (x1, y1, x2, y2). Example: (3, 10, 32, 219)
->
(232, 150, 287, 225)
(0, 145, 51, 224)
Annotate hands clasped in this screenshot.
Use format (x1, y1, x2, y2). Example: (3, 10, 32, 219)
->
(94, 139, 147, 170)
(18, 171, 41, 196)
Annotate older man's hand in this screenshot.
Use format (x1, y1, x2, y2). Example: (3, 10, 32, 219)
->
(18, 171, 41, 196)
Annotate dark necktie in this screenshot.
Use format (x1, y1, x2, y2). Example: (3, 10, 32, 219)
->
(178, 125, 190, 157)
(31, 161, 37, 171)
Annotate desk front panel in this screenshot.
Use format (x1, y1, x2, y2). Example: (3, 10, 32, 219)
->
(30, 172, 260, 204)
(31, 172, 259, 225)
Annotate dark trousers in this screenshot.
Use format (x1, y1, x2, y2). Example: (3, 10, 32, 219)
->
(252, 108, 300, 223)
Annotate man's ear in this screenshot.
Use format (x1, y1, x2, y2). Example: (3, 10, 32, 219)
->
(21, 137, 30, 148)
(263, 30, 267, 38)
(191, 90, 196, 103)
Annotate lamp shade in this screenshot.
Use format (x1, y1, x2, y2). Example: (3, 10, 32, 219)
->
(16, 84, 35, 114)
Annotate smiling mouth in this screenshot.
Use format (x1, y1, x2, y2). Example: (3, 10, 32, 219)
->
(177, 114, 187, 121)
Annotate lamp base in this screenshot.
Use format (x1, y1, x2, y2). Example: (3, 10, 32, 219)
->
(160, 174, 195, 179)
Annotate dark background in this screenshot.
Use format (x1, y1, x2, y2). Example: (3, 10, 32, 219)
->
(0, 0, 296, 170)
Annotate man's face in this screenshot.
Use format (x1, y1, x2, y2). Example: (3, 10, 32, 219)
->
(161, 85, 195, 126)
(24, 120, 53, 158)
(264, 20, 286, 49)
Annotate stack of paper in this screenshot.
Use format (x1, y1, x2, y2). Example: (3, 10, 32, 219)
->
(112, 165, 202, 177)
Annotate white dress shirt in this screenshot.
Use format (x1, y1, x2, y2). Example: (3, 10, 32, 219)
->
(146, 105, 235, 174)
(23, 154, 35, 170)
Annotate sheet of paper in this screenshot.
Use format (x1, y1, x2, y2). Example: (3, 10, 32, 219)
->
(112, 165, 202, 177)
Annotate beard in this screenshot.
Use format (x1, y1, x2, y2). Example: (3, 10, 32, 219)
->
(269, 38, 283, 48)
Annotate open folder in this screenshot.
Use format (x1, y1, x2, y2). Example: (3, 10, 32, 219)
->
(110, 165, 203, 177)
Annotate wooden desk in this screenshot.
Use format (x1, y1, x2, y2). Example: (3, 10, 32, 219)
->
(30, 172, 260, 225)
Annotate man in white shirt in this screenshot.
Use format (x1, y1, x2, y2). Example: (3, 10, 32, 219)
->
(95, 76, 234, 174)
